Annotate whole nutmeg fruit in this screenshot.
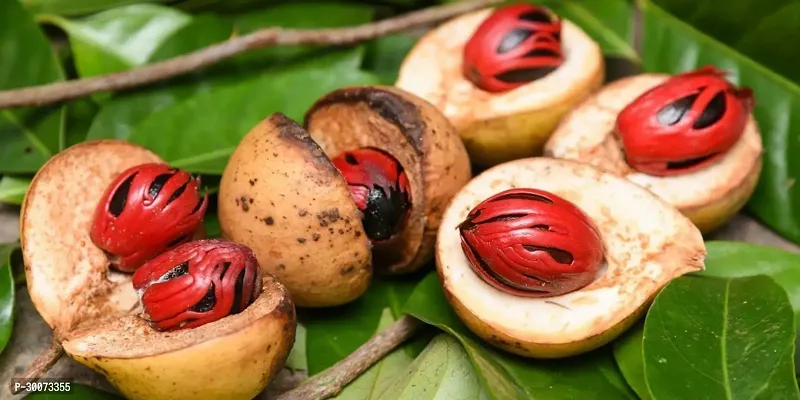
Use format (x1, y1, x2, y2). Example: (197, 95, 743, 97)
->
(615, 65, 755, 176)
(331, 147, 412, 242)
(462, 3, 563, 93)
(90, 163, 208, 273)
(458, 188, 604, 297)
(132, 239, 263, 331)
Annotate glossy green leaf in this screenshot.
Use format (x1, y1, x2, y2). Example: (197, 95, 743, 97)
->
(533, 0, 638, 60)
(363, 33, 419, 85)
(85, 4, 374, 143)
(334, 309, 415, 399)
(0, 176, 30, 205)
(285, 322, 307, 371)
(612, 322, 651, 400)
(203, 213, 221, 239)
(380, 334, 483, 400)
(305, 272, 423, 375)
(639, 0, 800, 244)
(404, 272, 636, 400)
(40, 5, 192, 78)
(22, 0, 172, 17)
(0, 244, 17, 354)
(643, 275, 799, 399)
(126, 49, 379, 174)
(64, 98, 99, 147)
(24, 383, 123, 399)
(0, 0, 65, 174)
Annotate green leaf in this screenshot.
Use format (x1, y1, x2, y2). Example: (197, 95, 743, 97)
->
(643, 275, 799, 399)
(639, 0, 800, 244)
(0, 176, 30, 205)
(363, 33, 419, 85)
(64, 98, 99, 147)
(285, 322, 307, 372)
(380, 334, 483, 400)
(24, 383, 123, 399)
(0, 244, 16, 354)
(126, 49, 380, 174)
(40, 5, 192, 78)
(203, 213, 221, 239)
(334, 309, 415, 399)
(612, 322, 651, 400)
(404, 272, 636, 400)
(535, 0, 638, 60)
(21, 0, 172, 17)
(305, 271, 423, 375)
(0, 0, 65, 174)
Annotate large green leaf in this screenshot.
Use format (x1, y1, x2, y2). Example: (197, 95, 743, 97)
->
(638, 0, 800, 244)
(643, 275, 799, 399)
(40, 4, 192, 78)
(612, 322, 650, 400)
(379, 334, 483, 400)
(21, 0, 172, 17)
(540, 0, 638, 60)
(125, 49, 379, 173)
(363, 33, 419, 85)
(0, 0, 65, 174)
(404, 272, 636, 400)
(0, 176, 30, 205)
(285, 322, 307, 372)
(305, 273, 423, 375)
(85, 3, 375, 144)
(333, 309, 415, 399)
(24, 383, 123, 399)
(0, 244, 16, 354)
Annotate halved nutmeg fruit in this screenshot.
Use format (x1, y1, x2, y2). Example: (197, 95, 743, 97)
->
(437, 157, 706, 358)
(218, 85, 471, 308)
(545, 66, 762, 233)
(395, 3, 604, 167)
(19, 140, 296, 400)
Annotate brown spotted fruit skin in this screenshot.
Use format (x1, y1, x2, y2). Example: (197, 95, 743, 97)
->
(305, 85, 472, 275)
(218, 113, 372, 308)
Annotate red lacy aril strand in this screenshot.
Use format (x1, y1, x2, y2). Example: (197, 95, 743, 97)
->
(463, 3, 564, 93)
(90, 163, 208, 273)
(331, 147, 412, 242)
(132, 239, 263, 331)
(458, 188, 604, 297)
(615, 65, 755, 176)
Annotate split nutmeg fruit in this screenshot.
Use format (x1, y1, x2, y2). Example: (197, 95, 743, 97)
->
(395, 3, 604, 167)
(437, 157, 706, 358)
(18, 140, 296, 400)
(545, 66, 763, 233)
(218, 85, 471, 308)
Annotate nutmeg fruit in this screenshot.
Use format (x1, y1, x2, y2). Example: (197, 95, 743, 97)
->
(395, 4, 604, 166)
(544, 68, 763, 233)
(218, 86, 470, 308)
(19, 140, 296, 400)
(436, 157, 706, 358)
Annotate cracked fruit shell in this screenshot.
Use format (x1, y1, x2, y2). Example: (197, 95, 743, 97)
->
(544, 73, 763, 233)
(218, 87, 470, 307)
(20, 140, 296, 400)
(395, 5, 604, 167)
(436, 157, 706, 358)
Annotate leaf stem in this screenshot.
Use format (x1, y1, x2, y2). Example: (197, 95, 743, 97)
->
(276, 315, 423, 400)
(0, 0, 500, 110)
(7, 333, 64, 394)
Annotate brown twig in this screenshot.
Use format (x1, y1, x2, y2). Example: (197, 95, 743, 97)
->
(8, 333, 64, 395)
(0, 0, 500, 109)
(276, 315, 423, 400)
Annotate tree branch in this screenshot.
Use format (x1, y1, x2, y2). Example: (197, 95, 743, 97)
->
(8, 334, 64, 394)
(0, 0, 501, 109)
(276, 315, 423, 400)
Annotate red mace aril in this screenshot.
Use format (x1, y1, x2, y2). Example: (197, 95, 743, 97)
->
(132, 239, 263, 331)
(615, 65, 756, 176)
(457, 188, 604, 297)
(463, 3, 564, 93)
(331, 147, 412, 242)
(90, 163, 208, 273)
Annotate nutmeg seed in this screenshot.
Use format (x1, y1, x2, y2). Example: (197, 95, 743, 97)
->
(457, 188, 603, 297)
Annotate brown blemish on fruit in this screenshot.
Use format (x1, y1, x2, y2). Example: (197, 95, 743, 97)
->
(263, 217, 274, 225)
(298, 209, 308, 216)
(297, 238, 306, 244)
(312, 233, 320, 241)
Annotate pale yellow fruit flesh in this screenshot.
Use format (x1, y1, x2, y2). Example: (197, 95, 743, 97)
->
(395, 8, 604, 166)
(436, 157, 706, 358)
(63, 276, 295, 400)
(545, 74, 763, 233)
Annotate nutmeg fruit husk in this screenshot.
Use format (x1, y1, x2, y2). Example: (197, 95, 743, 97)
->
(436, 157, 706, 358)
(218, 86, 470, 308)
(395, 7, 604, 167)
(544, 74, 763, 233)
(20, 140, 296, 400)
